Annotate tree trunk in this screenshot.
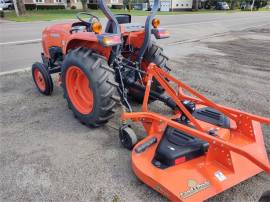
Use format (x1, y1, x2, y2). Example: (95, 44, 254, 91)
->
(251, 0, 255, 11)
(147, 0, 151, 10)
(128, 0, 131, 12)
(81, 0, 87, 11)
(13, 0, 26, 16)
(193, 0, 199, 10)
(231, 1, 234, 9)
(18, 0, 26, 14)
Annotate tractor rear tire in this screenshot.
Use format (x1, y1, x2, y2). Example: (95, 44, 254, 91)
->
(32, 62, 53, 95)
(259, 190, 270, 202)
(62, 47, 118, 127)
(130, 42, 169, 103)
(144, 42, 169, 71)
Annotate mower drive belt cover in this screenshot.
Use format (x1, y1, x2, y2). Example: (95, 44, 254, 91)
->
(153, 126, 209, 169)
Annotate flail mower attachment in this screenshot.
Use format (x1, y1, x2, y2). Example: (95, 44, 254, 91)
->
(121, 63, 270, 202)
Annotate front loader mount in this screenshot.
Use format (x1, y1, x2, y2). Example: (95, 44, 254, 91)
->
(121, 64, 270, 202)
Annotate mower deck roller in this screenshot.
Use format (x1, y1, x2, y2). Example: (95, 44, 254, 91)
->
(122, 64, 270, 202)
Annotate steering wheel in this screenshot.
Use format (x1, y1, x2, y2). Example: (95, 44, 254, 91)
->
(76, 12, 100, 26)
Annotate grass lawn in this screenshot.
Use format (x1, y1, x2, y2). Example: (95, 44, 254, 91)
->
(3, 8, 270, 22)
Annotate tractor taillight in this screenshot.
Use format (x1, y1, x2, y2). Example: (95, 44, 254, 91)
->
(97, 34, 122, 47)
(152, 28, 170, 39)
(174, 156, 186, 165)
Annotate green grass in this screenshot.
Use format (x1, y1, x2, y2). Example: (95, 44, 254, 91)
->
(3, 8, 270, 22)
(4, 9, 145, 22)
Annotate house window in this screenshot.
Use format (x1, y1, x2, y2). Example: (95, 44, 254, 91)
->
(186, 4, 188, 6)
(35, 0, 44, 3)
(55, 0, 62, 3)
(181, 4, 183, 6)
(110, 0, 118, 3)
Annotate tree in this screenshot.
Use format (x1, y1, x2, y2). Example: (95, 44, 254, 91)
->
(193, 0, 199, 10)
(80, 0, 88, 11)
(230, 0, 235, 9)
(12, 0, 26, 16)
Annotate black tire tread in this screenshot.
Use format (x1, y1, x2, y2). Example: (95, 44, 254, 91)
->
(62, 47, 117, 127)
(129, 42, 170, 103)
(32, 62, 54, 96)
(144, 42, 168, 69)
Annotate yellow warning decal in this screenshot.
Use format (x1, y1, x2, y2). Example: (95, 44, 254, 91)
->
(180, 180, 210, 199)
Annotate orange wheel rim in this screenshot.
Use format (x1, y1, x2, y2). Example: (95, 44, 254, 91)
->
(66, 66, 94, 114)
(34, 68, 46, 91)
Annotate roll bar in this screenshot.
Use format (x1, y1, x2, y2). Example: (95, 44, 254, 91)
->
(98, 0, 120, 34)
(98, 0, 160, 64)
(136, 0, 159, 64)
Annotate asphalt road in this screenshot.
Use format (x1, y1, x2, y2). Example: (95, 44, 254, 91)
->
(0, 11, 270, 72)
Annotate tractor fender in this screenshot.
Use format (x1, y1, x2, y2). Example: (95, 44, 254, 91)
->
(64, 32, 112, 60)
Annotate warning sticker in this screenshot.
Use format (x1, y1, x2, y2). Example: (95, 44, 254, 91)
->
(215, 171, 227, 182)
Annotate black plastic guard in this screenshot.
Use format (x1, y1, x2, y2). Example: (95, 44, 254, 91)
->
(193, 107, 230, 129)
(152, 126, 209, 169)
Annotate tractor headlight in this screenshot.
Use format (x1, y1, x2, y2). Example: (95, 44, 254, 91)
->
(152, 18, 160, 28)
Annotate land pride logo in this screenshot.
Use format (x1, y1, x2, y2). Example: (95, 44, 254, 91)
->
(180, 180, 210, 199)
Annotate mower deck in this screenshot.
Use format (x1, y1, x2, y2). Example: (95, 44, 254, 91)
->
(131, 115, 266, 201)
(122, 64, 270, 201)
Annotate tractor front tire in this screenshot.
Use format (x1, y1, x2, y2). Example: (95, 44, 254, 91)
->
(32, 62, 53, 95)
(62, 48, 118, 127)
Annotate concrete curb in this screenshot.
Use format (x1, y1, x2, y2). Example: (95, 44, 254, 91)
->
(0, 67, 31, 76)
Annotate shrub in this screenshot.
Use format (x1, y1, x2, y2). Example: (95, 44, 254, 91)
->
(37, 5, 65, 9)
(0, 10, 4, 18)
(71, 5, 77, 9)
(87, 4, 99, 9)
(112, 4, 124, 9)
(25, 4, 37, 10)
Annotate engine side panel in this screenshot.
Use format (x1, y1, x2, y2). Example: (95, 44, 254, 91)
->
(42, 23, 111, 60)
(42, 23, 72, 58)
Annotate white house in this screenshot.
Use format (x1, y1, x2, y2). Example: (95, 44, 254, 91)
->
(150, 0, 193, 11)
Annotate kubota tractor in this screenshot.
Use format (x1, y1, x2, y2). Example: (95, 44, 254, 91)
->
(33, 3, 169, 127)
(32, 0, 270, 201)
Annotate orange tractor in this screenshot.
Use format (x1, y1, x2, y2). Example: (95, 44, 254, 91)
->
(32, 0, 270, 201)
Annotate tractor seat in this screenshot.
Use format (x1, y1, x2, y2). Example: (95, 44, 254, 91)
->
(106, 14, 131, 33)
(115, 14, 131, 24)
(70, 21, 89, 33)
